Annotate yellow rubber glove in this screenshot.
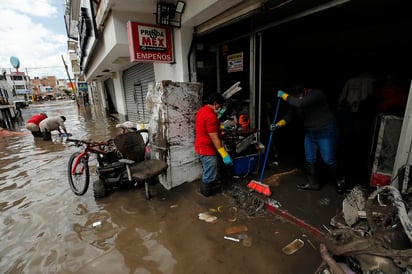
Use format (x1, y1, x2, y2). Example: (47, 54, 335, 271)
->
(218, 147, 233, 165)
(277, 90, 289, 101)
(269, 119, 287, 131)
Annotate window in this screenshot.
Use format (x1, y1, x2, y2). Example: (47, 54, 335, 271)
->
(12, 75, 23, 81)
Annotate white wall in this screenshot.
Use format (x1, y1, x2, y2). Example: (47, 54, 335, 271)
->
(112, 72, 127, 116)
(153, 25, 194, 82)
(393, 81, 412, 182)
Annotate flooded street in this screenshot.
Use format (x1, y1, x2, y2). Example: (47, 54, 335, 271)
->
(0, 100, 323, 274)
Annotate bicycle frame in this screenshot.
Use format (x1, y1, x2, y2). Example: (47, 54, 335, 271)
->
(67, 138, 116, 196)
(71, 151, 89, 175)
(68, 139, 113, 175)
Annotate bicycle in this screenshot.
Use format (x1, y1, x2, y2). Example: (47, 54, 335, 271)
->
(67, 138, 117, 196)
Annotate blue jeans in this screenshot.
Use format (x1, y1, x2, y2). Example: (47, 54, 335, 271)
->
(304, 122, 338, 168)
(197, 154, 218, 184)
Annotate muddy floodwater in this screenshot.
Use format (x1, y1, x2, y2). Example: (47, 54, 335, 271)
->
(0, 100, 322, 274)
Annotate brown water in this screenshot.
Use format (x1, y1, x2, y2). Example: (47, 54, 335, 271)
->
(0, 100, 322, 274)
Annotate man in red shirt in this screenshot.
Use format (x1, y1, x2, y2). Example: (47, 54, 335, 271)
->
(26, 113, 47, 137)
(195, 93, 233, 197)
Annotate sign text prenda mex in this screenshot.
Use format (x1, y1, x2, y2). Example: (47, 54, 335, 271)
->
(127, 21, 174, 63)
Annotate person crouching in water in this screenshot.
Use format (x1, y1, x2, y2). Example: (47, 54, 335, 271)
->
(195, 93, 233, 197)
(26, 113, 47, 137)
(39, 116, 68, 141)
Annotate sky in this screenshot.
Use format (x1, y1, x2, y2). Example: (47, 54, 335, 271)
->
(0, 0, 71, 80)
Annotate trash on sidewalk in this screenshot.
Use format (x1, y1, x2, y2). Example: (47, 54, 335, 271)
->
(92, 221, 102, 228)
(307, 239, 317, 250)
(282, 239, 304, 255)
(223, 233, 253, 247)
(198, 212, 217, 223)
(242, 235, 253, 247)
(225, 224, 248, 235)
(209, 205, 223, 213)
(228, 206, 237, 222)
(224, 236, 240, 242)
(267, 198, 282, 208)
(225, 185, 268, 217)
(320, 184, 412, 273)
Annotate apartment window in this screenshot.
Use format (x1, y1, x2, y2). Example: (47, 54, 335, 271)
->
(12, 75, 23, 81)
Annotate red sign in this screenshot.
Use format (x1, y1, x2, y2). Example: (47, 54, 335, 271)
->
(127, 21, 174, 63)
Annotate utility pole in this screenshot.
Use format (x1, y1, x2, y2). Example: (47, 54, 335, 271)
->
(61, 55, 80, 107)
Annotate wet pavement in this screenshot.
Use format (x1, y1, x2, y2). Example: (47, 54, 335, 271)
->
(0, 100, 346, 273)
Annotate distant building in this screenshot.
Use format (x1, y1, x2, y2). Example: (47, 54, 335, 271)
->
(31, 76, 58, 99)
(0, 71, 32, 103)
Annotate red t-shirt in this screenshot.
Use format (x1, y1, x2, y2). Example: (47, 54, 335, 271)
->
(195, 105, 220, 156)
(27, 114, 47, 125)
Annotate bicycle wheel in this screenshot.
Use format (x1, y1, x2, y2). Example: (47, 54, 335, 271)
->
(68, 152, 90, 195)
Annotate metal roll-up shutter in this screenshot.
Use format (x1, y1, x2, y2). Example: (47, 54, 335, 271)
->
(123, 63, 155, 123)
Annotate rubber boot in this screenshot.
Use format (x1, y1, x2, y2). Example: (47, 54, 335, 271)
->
(43, 130, 51, 141)
(330, 165, 346, 194)
(297, 162, 321, 191)
(200, 182, 213, 197)
(210, 180, 223, 194)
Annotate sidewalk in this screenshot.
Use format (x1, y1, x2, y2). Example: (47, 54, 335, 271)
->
(141, 162, 347, 273)
(260, 163, 345, 237)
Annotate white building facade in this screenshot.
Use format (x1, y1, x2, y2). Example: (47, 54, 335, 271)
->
(65, 0, 412, 189)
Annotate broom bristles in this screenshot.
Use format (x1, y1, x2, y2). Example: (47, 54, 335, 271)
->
(247, 180, 272, 196)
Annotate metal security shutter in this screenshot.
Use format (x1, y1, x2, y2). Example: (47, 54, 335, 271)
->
(123, 63, 155, 123)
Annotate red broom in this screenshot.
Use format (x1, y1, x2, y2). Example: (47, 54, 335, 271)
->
(247, 98, 281, 196)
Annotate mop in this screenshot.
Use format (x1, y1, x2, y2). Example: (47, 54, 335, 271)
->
(247, 98, 281, 196)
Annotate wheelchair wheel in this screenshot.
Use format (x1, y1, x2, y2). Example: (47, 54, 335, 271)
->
(93, 179, 106, 198)
(144, 182, 150, 200)
(68, 152, 90, 195)
(14, 108, 22, 118)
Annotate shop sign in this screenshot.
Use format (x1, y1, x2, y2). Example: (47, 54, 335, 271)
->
(78, 82, 88, 92)
(227, 52, 243, 73)
(127, 21, 174, 63)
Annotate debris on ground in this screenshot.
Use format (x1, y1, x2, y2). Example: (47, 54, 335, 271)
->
(92, 221, 102, 228)
(282, 239, 304, 255)
(242, 235, 253, 247)
(225, 224, 248, 235)
(198, 212, 218, 223)
(223, 232, 253, 247)
(223, 236, 240, 242)
(224, 185, 268, 217)
(209, 205, 223, 213)
(317, 185, 412, 273)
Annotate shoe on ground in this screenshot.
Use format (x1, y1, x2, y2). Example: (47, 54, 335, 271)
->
(297, 182, 321, 191)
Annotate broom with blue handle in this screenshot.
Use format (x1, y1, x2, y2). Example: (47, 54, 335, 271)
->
(247, 97, 281, 196)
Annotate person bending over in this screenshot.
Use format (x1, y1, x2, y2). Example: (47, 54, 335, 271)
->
(26, 113, 47, 137)
(39, 116, 68, 141)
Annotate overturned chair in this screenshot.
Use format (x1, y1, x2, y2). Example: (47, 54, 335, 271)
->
(114, 130, 168, 199)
